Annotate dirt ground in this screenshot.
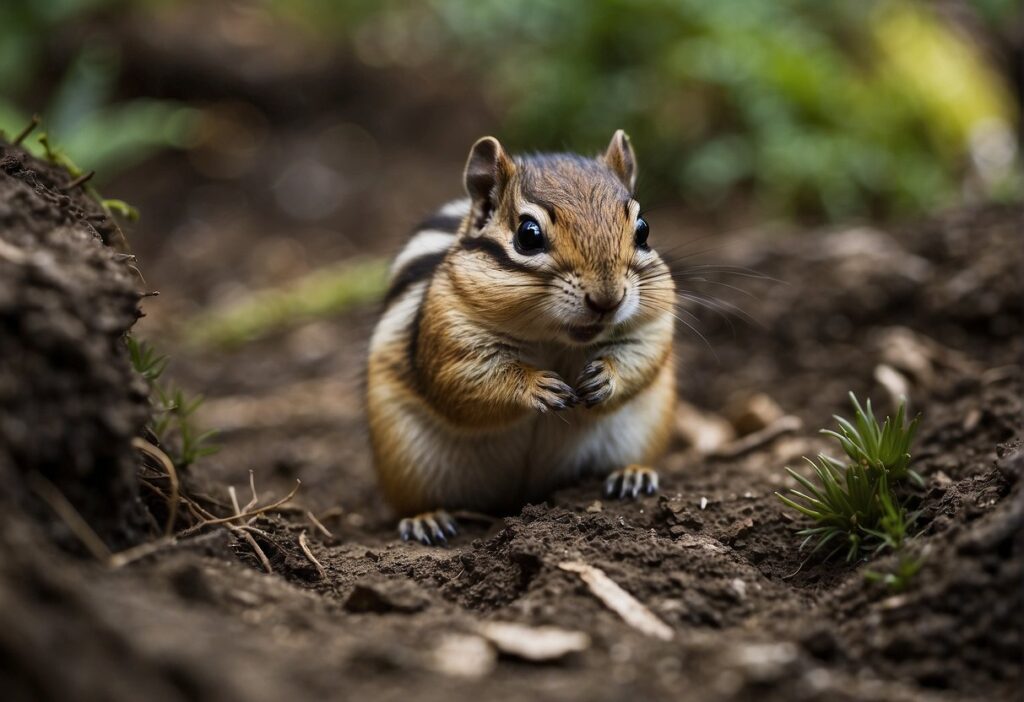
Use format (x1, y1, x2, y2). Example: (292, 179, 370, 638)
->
(1, 133, 1021, 702)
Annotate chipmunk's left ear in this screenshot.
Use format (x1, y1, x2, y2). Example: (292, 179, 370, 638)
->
(603, 129, 637, 192)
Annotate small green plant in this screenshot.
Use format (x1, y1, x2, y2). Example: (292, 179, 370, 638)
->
(864, 553, 924, 593)
(126, 335, 219, 469)
(862, 483, 917, 552)
(776, 393, 922, 561)
(34, 128, 141, 222)
(126, 335, 168, 383)
(152, 385, 220, 469)
(778, 456, 884, 561)
(822, 394, 922, 485)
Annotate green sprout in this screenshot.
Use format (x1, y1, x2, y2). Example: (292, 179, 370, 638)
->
(822, 393, 922, 485)
(776, 394, 922, 562)
(35, 129, 141, 223)
(125, 335, 219, 470)
(126, 335, 168, 383)
(862, 485, 918, 553)
(778, 456, 885, 561)
(101, 198, 140, 222)
(864, 553, 924, 593)
(152, 385, 220, 470)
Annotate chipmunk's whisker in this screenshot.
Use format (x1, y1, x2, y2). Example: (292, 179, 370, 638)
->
(676, 290, 762, 330)
(638, 299, 717, 360)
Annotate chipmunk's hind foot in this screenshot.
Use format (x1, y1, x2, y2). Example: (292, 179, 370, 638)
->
(604, 465, 659, 499)
(399, 510, 458, 546)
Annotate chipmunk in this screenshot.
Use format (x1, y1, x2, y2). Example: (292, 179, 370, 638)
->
(367, 130, 676, 544)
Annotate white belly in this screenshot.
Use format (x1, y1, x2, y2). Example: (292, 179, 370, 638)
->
(381, 370, 672, 512)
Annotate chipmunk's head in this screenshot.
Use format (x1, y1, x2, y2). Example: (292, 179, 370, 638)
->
(454, 130, 674, 346)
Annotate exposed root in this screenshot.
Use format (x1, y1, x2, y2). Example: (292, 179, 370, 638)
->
(29, 472, 113, 563)
(62, 170, 95, 191)
(30, 472, 178, 569)
(132, 447, 303, 575)
(178, 480, 301, 537)
(298, 530, 327, 580)
(132, 437, 179, 536)
(306, 511, 334, 539)
(228, 485, 241, 516)
(243, 470, 259, 514)
(108, 537, 177, 569)
(230, 525, 273, 574)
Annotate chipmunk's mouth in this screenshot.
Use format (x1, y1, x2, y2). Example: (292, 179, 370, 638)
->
(567, 324, 605, 343)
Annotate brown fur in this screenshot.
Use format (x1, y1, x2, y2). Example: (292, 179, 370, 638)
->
(367, 131, 677, 518)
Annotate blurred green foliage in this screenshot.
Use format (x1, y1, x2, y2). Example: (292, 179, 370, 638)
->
(185, 257, 390, 348)
(1, 0, 1018, 220)
(275, 0, 1020, 220)
(0, 0, 197, 180)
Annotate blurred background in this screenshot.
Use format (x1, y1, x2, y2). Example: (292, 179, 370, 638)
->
(1, 0, 1020, 353)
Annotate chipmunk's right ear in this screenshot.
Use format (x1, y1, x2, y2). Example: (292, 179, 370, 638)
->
(464, 136, 514, 229)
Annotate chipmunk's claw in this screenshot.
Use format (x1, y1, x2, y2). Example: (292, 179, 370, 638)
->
(604, 465, 659, 499)
(576, 359, 615, 408)
(529, 371, 578, 412)
(399, 510, 458, 546)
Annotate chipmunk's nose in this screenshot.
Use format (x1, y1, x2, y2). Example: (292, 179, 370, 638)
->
(585, 289, 625, 314)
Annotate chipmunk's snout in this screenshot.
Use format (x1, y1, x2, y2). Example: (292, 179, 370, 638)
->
(584, 289, 626, 315)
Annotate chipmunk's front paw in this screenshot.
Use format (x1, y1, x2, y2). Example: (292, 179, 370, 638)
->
(576, 359, 616, 408)
(604, 465, 659, 499)
(526, 370, 578, 413)
(399, 510, 458, 546)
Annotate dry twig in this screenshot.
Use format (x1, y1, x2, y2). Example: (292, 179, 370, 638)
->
(178, 480, 301, 537)
(711, 415, 803, 459)
(62, 170, 95, 191)
(28, 472, 113, 563)
(298, 530, 327, 580)
(12, 114, 40, 146)
(559, 560, 673, 641)
(230, 526, 272, 573)
(132, 437, 179, 535)
(306, 511, 334, 539)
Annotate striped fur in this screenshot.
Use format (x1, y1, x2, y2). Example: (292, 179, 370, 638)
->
(367, 135, 676, 516)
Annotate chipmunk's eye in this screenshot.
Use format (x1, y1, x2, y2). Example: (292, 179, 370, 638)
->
(635, 217, 650, 248)
(514, 217, 545, 255)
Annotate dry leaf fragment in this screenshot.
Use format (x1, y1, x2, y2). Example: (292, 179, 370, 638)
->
(430, 633, 496, 678)
(559, 561, 673, 641)
(478, 622, 590, 661)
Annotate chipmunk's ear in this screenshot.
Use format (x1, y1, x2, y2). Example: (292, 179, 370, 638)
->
(464, 136, 514, 229)
(603, 129, 637, 192)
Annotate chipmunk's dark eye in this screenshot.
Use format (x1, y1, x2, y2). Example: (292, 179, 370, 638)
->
(514, 217, 545, 255)
(635, 217, 650, 248)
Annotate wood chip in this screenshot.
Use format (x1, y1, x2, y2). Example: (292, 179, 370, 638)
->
(430, 633, 496, 678)
(675, 399, 735, 454)
(477, 622, 590, 661)
(874, 363, 911, 409)
(559, 561, 673, 641)
(727, 393, 785, 435)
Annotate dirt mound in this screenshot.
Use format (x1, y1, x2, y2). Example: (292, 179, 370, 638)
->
(0, 140, 148, 542)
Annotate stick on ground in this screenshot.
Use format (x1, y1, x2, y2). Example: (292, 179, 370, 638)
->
(559, 560, 674, 641)
(298, 530, 327, 580)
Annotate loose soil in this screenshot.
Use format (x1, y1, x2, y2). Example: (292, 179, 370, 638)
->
(0, 138, 1020, 702)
